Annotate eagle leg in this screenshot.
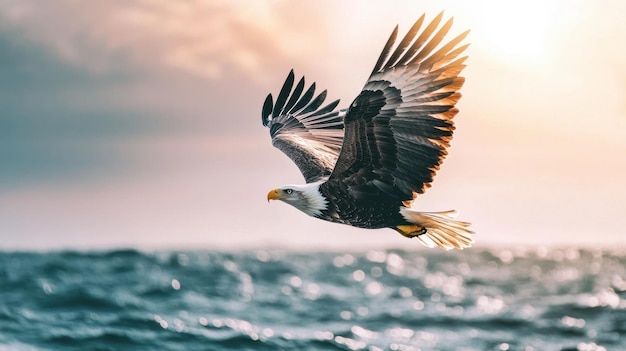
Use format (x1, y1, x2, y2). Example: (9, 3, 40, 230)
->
(395, 225, 427, 238)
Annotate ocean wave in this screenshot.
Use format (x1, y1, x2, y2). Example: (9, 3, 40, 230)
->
(1, 247, 625, 350)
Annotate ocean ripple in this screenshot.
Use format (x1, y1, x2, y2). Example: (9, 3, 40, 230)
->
(1, 247, 625, 350)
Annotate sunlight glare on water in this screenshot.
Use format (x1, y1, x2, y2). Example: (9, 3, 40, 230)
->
(1, 248, 625, 350)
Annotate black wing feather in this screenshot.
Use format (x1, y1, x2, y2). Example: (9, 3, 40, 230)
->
(309, 99, 341, 118)
(371, 25, 399, 74)
(283, 76, 306, 115)
(261, 94, 273, 126)
(300, 90, 328, 115)
(329, 12, 469, 200)
(384, 14, 425, 69)
(398, 11, 444, 66)
(273, 69, 295, 118)
(410, 17, 453, 65)
(289, 82, 316, 114)
(261, 71, 344, 183)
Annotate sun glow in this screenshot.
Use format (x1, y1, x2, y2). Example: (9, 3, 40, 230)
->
(461, 1, 569, 65)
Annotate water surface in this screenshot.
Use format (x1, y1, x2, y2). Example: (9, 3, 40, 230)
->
(1, 247, 624, 350)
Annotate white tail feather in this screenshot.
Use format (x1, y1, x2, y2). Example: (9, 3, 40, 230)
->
(399, 208, 475, 250)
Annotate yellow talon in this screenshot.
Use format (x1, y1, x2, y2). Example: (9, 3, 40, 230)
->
(395, 225, 426, 238)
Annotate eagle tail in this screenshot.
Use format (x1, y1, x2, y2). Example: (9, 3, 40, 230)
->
(397, 208, 474, 250)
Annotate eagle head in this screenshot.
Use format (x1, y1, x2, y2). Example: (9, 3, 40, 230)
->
(267, 183, 327, 217)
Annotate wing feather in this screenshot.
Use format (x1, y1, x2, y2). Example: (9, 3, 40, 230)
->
(371, 26, 399, 74)
(397, 12, 444, 66)
(289, 82, 316, 115)
(273, 70, 295, 118)
(384, 15, 425, 69)
(410, 17, 453, 65)
(262, 71, 344, 183)
(329, 12, 469, 200)
(261, 94, 273, 127)
(309, 99, 340, 118)
(300, 90, 328, 115)
(283, 76, 306, 114)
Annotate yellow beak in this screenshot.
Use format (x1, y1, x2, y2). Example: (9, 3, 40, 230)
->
(267, 189, 282, 202)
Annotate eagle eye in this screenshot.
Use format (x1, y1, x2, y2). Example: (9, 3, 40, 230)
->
(285, 189, 293, 195)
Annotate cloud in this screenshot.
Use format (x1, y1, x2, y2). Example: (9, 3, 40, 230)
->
(0, 0, 321, 189)
(0, 0, 334, 80)
(0, 29, 161, 189)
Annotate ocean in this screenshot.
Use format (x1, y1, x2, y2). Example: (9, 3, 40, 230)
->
(0, 247, 625, 351)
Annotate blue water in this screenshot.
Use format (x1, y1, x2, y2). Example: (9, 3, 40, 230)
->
(1, 247, 625, 351)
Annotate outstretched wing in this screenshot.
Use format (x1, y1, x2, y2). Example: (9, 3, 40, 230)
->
(329, 12, 469, 200)
(262, 70, 344, 183)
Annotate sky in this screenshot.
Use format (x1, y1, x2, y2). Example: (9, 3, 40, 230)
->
(0, 0, 625, 250)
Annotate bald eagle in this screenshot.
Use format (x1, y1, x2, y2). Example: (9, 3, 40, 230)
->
(262, 13, 473, 250)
